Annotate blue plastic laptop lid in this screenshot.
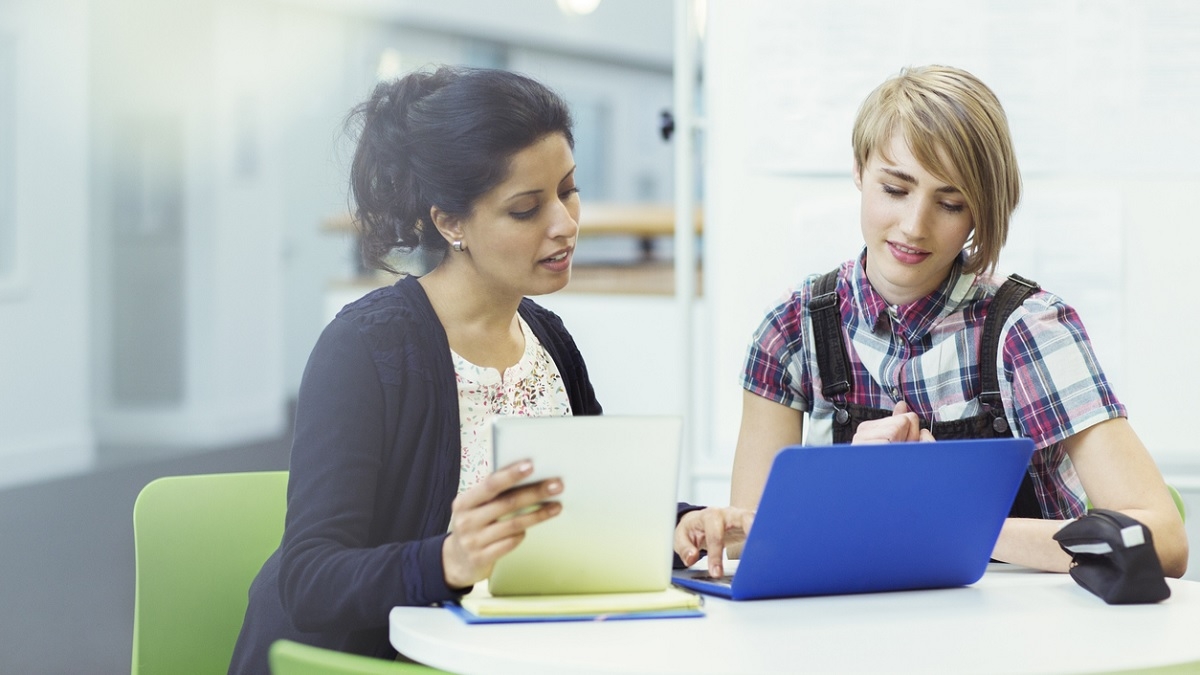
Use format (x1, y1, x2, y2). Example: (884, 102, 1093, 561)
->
(675, 437, 1035, 600)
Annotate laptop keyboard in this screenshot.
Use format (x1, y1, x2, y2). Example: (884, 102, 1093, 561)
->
(686, 570, 734, 586)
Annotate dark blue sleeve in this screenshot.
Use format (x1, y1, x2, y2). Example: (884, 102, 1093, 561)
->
(277, 317, 461, 634)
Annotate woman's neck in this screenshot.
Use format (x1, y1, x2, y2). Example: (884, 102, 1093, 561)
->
(419, 266, 525, 371)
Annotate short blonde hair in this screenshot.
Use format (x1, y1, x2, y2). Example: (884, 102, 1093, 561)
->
(851, 65, 1020, 275)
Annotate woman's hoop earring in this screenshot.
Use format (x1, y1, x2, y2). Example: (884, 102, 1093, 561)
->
(451, 240, 466, 253)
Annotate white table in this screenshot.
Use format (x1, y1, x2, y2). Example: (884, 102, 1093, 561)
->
(390, 564, 1200, 674)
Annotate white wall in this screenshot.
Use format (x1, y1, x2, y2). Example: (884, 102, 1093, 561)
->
(701, 0, 1200, 487)
(89, 0, 287, 458)
(508, 50, 675, 204)
(260, 5, 365, 406)
(0, 0, 94, 489)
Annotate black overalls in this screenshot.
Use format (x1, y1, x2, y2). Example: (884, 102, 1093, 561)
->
(808, 268, 1044, 519)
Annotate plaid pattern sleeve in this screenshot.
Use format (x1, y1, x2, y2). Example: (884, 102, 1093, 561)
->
(1001, 291, 1127, 519)
(1001, 293, 1127, 449)
(742, 285, 812, 412)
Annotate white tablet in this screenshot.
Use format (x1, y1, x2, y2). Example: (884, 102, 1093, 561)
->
(487, 415, 682, 596)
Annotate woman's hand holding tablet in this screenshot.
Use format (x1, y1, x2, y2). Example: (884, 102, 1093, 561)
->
(442, 460, 564, 590)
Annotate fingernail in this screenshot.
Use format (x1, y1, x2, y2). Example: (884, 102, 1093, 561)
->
(517, 461, 532, 473)
(546, 479, 562, 494)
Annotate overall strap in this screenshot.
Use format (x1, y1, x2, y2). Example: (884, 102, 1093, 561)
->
(809, 269, 851, 400)
(978, 273, 1040, 419)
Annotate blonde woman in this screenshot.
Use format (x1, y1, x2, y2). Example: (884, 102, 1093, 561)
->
(676, 65, 1187, 581)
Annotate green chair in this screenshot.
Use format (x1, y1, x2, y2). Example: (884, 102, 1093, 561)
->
(131, 471, 289, 675)
(1097, 659, 1200, 674)
(269, 639, 449, 674)
(1167, 484, 1187, 523)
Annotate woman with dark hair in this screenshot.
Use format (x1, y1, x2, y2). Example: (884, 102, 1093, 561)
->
(229, 66, 601, 673)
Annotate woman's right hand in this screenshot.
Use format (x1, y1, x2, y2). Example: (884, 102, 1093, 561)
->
(851, 400, 935, 444)
(674, 506, 756, 579)
(442, 460, 563, 590)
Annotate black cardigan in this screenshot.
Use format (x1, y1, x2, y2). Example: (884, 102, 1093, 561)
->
(229, 275, 602, 674)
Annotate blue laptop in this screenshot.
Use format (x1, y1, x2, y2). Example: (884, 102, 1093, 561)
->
(672, 437, 1035, 600)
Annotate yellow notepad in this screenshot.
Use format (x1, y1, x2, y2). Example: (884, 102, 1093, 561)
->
(458, 580, 702, 619)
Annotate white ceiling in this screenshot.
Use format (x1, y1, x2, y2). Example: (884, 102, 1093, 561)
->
(279, 0, 674, 69)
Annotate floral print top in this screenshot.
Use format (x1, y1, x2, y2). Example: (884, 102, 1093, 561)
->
(453, 316, 572, 494)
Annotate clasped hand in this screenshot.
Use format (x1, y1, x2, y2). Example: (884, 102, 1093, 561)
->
(851, 400, 935, 443)
(442, 460, 562, 590)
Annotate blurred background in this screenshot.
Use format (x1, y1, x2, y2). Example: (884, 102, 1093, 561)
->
(1, 1, 682, 672)
(0, 0, 678, 487)
(3, 1, 1200, 673)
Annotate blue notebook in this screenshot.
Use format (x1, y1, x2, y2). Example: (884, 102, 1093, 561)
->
(445, 583, 704, 624)
(673, 438, 1035, 600)
(445, 603, 704, 624)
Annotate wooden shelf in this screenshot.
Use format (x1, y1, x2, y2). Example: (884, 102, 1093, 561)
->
(568, 262, 702, 296)
(328, 262, 702, 298)
(321, 202, 703, 238)
(575, 202, 703, 237)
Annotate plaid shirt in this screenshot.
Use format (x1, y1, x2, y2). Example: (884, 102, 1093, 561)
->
(743, 250, 1126, 519)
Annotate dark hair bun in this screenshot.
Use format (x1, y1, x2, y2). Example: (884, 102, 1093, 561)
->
(346, 66, 573, 273)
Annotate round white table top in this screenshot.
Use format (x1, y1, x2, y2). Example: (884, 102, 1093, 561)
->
(390, 564, 1200, 675)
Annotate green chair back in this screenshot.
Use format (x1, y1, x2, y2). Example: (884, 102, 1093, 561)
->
(1167, 484, 1187, 523)
(269, 639, 448, 674)
(1096, 658, 1200, 674)
(131, 471, 288, 675)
